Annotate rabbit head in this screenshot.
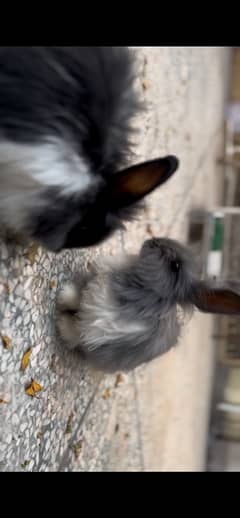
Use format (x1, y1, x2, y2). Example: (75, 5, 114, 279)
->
(49, 155, 179, 250)
(138, 237, 240, 315)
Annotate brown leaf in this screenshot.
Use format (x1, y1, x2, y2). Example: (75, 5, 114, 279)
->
(3, 283, 10, 294)
(20, 348, 32, 371)
(115, 373, 124, 388)
(65, 412, 74, 434)
(146, 224, 153, 237)
(1, 335, 11, 349)
(0, 398, 8, 404)
(26, 242, 39, 266)
(102, 388, 111, 400)
(25, 379, 42, 397)
(21, 460, 30, 469)
(71, 440, 83, 460)
(142, 79, 150, 91)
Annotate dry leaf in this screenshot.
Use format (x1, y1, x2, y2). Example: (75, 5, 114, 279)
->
(146, 224, 153, 237)
(115, 373, 124, 388)
(25, 379, 42, 397)
(0, 398, 8, 404)
(26, 243, 39, 266)
(142, 79, 150, 91)
(65, 412, 74, 434)
(102, 388, 111, 400)
(20, 348, 32, 371)
(50, 280, 56, 289)
(21, 460, 30, 468)
(1, 335, 11, 349)
(71, 440, 83, 460)
(3, 283, 10, 294)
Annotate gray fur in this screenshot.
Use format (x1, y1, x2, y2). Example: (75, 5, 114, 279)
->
(56, 237, 240, 373)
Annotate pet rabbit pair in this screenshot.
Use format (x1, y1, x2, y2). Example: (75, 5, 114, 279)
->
(1, 47, 240, 374)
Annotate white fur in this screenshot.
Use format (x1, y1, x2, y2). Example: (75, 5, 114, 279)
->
(58, 283, 79, 309)
(57, 272, 146, 352)
(0, 138, 93, 196)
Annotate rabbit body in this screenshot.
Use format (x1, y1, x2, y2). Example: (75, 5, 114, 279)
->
(56, 239, 195, 372)
(56, 237, 240, 373)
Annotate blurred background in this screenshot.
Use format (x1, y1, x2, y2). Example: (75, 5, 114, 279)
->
(1, 47, 240, 471)
(203, 47, 240, 471)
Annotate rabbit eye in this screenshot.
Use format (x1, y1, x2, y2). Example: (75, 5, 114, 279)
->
(170, 260, 180, 274)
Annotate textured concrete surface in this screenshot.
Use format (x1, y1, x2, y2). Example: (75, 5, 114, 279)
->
(0, 47, 230, 471)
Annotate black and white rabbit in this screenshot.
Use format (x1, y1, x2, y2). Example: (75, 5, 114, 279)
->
(56, 237, 240, 373)
(0, 47, 179, 251)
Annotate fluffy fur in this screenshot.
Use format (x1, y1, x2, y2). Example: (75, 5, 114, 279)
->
(56, 237, 240, 373)
(0, 47, 179, 251)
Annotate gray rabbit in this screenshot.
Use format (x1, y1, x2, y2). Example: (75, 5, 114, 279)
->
(56, 237, 240, 373)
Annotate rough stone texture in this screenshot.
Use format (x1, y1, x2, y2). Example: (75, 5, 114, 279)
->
(0, 47, 230, 471)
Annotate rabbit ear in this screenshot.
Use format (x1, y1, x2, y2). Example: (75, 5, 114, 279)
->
(108, 155, 179, 209)
(193, 283, 240, 315)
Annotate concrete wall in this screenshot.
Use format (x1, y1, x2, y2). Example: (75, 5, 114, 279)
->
(0, 47, 230, 471)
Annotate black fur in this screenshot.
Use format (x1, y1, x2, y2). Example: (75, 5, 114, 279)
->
(0, 47, 137, 164)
